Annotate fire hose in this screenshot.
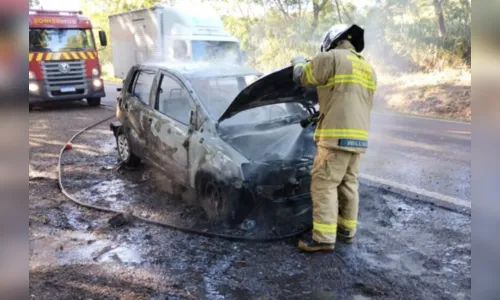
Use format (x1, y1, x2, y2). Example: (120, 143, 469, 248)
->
(57, 108, 311, 242)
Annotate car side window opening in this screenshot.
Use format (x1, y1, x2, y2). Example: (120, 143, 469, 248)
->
(156, 74, 192, 125)
(126, 70, 140, 94)
(132, 70, 156, 105)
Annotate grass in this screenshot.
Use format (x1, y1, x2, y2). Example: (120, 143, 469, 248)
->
(374, 69, 471, 122)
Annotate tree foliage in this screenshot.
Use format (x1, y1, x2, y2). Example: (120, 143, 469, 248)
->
(363, 0, 472, 71)
(204, 0, 343, 71)
(207, 0, 471, 72)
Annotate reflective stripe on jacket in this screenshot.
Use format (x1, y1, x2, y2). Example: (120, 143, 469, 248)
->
(294, 41, 377, 153)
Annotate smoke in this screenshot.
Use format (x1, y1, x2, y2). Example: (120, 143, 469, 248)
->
(221, 123, 314, 162)
(358, 5, 417, 76)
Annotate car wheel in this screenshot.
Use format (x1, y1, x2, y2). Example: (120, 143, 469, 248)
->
(116, 128, 141, 167)
(198, 174, 247, 226)
(87, 97, 101, 107)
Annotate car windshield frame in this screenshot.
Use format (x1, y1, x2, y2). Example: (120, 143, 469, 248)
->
(29, 28, 96, 52)
(188, 74, 308, 126)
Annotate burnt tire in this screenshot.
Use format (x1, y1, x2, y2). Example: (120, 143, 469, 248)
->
(116, 128, 141, 167)
(196, 174, 247, 226)
(87, 97, 101, 107)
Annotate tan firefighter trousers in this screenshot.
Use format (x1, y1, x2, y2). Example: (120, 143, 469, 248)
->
(311, 146, 361, 243)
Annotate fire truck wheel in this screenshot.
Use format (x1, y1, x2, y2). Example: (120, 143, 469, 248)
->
(87, 98, 101, 107)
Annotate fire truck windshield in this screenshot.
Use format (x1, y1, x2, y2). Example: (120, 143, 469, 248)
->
(190, 41, 241, 64)
(29, 28, 95, 52)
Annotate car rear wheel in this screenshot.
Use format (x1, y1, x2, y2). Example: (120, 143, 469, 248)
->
(116, 129, 141, 167)
(87, 97, 101, 107)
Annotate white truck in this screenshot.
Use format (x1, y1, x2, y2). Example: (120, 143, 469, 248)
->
(109, 4, 246, 79)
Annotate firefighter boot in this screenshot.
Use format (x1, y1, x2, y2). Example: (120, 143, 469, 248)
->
(298, 239, 335, 252)
(337, 227, 355, 244)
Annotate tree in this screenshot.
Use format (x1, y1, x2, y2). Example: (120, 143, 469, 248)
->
(433, 0, 446, 36)
(204, 0, 332, 32)
(458, 0, 471, 62)
(333, 0, 342, 23)
(311, 0, 329, 30)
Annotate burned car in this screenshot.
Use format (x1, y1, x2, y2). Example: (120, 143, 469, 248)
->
(110, 63, 319, 225)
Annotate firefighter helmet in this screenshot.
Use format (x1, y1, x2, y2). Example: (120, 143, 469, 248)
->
(320, 24, 365, 53)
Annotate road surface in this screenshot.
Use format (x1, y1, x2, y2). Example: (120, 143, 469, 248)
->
(103, 82, 471, 203)
(363, 112, 471, 202)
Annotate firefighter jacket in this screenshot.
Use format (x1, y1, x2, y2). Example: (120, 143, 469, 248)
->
(294, 41, 377, 153)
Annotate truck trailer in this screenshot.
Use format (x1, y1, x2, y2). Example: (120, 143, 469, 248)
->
(29, 9, 108, 108)
(109, 4, 245, 79)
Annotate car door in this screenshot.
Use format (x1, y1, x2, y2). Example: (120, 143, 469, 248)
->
(146, 71, 194, 185)
(121, 68, 157, 159)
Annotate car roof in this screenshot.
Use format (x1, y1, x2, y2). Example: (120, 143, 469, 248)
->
(140, 62, 263, 79)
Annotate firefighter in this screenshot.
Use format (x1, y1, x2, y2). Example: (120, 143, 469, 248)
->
(291, 24, 377, 252)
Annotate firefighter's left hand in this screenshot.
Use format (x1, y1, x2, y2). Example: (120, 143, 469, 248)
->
(291, 56, 307, 67)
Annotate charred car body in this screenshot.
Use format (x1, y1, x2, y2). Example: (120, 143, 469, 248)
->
(111, 63, 318, 225)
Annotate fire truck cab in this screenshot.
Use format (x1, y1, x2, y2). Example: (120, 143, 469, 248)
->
(29, 10, 107, 107)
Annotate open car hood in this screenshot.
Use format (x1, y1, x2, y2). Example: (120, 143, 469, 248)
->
(218, 66, 318, 123)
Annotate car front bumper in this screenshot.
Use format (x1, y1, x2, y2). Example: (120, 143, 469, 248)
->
(240, 159, 313, 206)
(250, 181, 312, 206)
(29, 78, 106, 104)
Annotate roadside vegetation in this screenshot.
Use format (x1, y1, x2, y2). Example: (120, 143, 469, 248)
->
(76, 0, 471, 121)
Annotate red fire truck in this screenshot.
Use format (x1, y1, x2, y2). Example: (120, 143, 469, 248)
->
(29, 9, 107, 107)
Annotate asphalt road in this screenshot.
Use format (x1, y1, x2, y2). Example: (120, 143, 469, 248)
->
(102, 82, 471, 203)
(362, 113, 471, 202)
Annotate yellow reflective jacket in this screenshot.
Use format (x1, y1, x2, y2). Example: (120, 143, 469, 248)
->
(294, 41, 377, 153)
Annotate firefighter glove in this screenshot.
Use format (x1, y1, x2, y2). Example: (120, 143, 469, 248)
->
(291, 56, 307, 67)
